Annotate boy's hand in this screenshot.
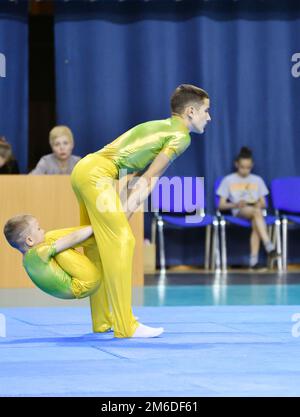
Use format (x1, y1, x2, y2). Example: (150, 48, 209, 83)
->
(126, 152, 171, 219)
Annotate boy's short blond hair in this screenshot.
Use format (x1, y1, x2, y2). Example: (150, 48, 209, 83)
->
(3, 214, 35, 251)
(49, 126, 74, 147)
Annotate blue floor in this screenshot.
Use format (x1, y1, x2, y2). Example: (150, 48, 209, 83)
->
(1, 304, 300, 396)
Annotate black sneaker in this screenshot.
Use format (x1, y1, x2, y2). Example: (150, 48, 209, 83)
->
(267, 249, 280, 261)
(249, 263, 267, 272)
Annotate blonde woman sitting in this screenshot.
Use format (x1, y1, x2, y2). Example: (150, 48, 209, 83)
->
(30, 126, 81, 175)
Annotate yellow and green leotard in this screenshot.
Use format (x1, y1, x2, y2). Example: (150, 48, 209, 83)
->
(96, 115, 191, 173)
(23, 226, 101, 300)
(70, 115, 191, 338)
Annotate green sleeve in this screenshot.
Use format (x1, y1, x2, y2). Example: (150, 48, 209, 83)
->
(35, 242, 57, 264)
(161, 133, 191, 162)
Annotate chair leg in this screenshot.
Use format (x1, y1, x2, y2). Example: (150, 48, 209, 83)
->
(210, 222, 216, 270)
(151, 217, 158, 273)
(220, 218, 227, 273)
(275, 219, 283, 272)
(270, 223, 281, 247)
(267, 224, 275, 270)
(157, 217, 166, 273)
(151, 216, 157, 245)
(213, 218, 221, 272)
(268, 225, 274, 243)
(205, 225, 211, 270)
(282, 217, 288, 271)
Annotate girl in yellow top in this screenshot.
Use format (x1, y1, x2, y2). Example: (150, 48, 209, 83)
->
(70, 84, 211, 338)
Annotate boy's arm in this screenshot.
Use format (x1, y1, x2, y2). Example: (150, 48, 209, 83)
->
(118, 167, 150, 207)
(45, 226, 89, 242)
(54, 226, 94, 254)
(125, 152, 172, 220)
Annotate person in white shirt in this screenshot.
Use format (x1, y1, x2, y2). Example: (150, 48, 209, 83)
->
(217, 146, 278, 269)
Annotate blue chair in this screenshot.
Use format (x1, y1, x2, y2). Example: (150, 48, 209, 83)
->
(215, 177, 282, 272)
(150, 176, 220, 272)
(271, 177, 300, 271)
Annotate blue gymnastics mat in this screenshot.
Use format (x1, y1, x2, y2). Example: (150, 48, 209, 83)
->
(1, 305, 300, 397)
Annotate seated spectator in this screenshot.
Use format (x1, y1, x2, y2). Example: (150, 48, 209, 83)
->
(216, 146, 278, 270)
(30, 126, 81, 175)
(0, 136, 20, 174)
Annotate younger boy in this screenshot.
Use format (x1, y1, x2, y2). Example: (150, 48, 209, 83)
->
(3, 214, 100, 300)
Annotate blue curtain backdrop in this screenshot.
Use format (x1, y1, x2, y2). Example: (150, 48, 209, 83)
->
(54, 0, 300, 266)
(0, 2, 28, 173)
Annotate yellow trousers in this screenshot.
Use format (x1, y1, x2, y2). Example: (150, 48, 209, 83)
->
(70, 153, 139, 338)
(45, 227, 102, 300)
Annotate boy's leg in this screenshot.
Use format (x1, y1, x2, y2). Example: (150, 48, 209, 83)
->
(82, 236, 113, 332)
(55, 246, 100, 299)
(46, 227, 102, 299)
(74, 189, 113, 333)
(79, 175, 139, 338)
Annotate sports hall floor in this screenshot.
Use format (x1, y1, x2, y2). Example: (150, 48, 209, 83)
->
(1, 268, 300, 397)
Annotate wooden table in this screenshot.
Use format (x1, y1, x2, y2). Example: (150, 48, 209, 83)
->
(0, 175, 144, 288)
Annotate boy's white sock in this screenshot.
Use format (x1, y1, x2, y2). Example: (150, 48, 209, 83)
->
(132, 323, 164, 338)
